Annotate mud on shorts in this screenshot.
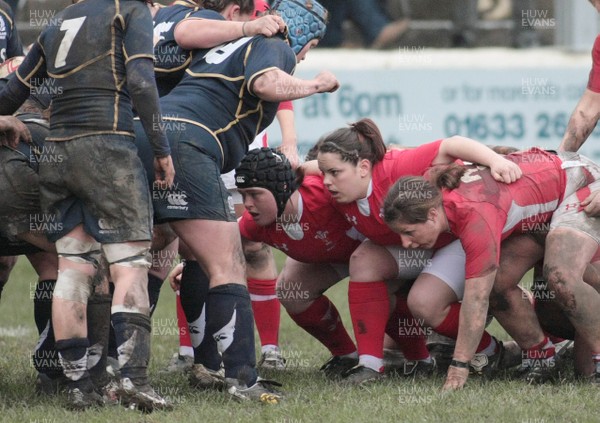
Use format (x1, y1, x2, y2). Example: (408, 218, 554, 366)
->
(0, 144, 42, 240)
(552, 152, 600, 244)
(550, 179, 600, 245)
(38, 134, 153, 243)
(148, 123, 236, 223)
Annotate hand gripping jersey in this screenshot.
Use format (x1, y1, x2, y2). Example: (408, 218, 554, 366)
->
(333, 140, 456, 246)
(239, 175, 362, 263)
(153, 0, 198, 96)
(7, 0, 155, 141)
(159, 9, 296, 173)
(442, 148, 567, 279)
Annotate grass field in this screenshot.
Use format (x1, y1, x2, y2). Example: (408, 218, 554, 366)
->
(0, 253, 598, 423)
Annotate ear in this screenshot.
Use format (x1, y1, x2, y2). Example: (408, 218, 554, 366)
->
(427, 207, 438, 222)
(222, 4, 241, 21)
(358, 158, 372, 178)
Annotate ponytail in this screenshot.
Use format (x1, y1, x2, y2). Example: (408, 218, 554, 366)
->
(318, 118, 387, 165)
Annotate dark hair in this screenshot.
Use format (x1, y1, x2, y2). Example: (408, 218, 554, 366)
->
(382, 164, 467, 225)
(489, 145, 519, 155)
(317, 118, 387, 166)
(304, 135, 325, 161)
(202, 0, 254, 14)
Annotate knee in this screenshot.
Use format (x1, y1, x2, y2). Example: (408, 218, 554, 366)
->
(543, 264, 577, 312)
(103, 241, 151, 269)
(53, 268, 93, 304)
(243, 241, 271, 267)
(56, 237, 102, 267)
(488, 290, 511, 312)
(276, 274, 310, 312)
(407, 289, 435, 323)
(151, 224, 177, 251)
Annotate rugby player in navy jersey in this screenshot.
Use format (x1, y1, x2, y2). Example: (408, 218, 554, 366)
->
(150, 0, 293, 374)
(0, 0, 175, 411)
(134, 0, 337, 403)
(151, 0, 199, 96)
(0, 0, 23, 63)
(151, 0, 285, 96)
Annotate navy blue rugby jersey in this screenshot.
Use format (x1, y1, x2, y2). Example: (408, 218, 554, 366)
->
(153, 0, 198, 96)
(160, 9, 296, 173)
(13, 0, 155, 141)
(0, 0, 23, 63)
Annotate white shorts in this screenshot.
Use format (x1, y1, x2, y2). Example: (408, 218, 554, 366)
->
(422, 240, 466, 299)
(386, 240, 466, 299)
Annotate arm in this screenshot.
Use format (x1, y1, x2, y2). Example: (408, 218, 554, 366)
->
(434, 135, 522, 183)
(559, 88, 600, 152)
(298, 159, 320, 176)
(443, 270, 496, 391)
(174, 14, 285, 50)
(252, 69, 339, 102)
(0, 42, 46, 117)
(126, 57, 175, 187)
(275, 108, 299, 168)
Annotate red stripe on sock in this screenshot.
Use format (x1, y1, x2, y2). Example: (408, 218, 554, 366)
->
(176, 292, 192, 348)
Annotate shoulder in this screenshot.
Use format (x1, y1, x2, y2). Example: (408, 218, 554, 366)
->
(187, 8, 225, 21)
(0, 0, 14, 25)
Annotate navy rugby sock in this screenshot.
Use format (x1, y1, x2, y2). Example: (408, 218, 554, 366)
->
(56, 337, 93, 390)
(147, 273, 163, 316)
(205, 283, 257, 386)
(111, 312, 152, 386)
(33, 279, 62, 377)
(179, 260, 220, 369)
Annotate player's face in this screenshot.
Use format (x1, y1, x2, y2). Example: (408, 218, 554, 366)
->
(386, 212, 442, 249)
(318, 152, 370, 203)
(296, 39, 319, 63)
(239, 187, 278, 226)
(590, 0, 600, 13)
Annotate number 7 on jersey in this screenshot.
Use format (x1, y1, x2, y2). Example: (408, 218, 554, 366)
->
(55, 16, 86, 68)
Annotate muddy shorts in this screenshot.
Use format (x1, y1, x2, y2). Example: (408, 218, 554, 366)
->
(39, 134, 153, 243)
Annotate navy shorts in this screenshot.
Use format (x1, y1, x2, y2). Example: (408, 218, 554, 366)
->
(39, 134, 153, 243)
(0, 145, 41, 239)
(135, 120, 236, 223)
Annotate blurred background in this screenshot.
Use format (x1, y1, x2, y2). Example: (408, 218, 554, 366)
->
(9, 0, 600, 159)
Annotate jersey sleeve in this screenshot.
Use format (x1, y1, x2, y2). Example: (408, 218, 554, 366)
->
(386, 140, 443, 180)
(3, 5, 23, 58)
(453, 202, 505, 279)
(245, 37, 296, 96)
(0, 2, 23, 60)
(588, 35, 600, 93)
(0, 41, 46, 115)
(122, 2, 155, 63)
